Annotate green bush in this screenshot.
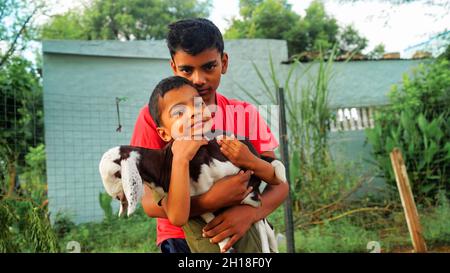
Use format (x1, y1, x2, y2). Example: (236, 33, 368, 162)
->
(98, 192, 114, 221)
(366, 59, 450, 204)
(0, 199, 59, 253)
(18, 144, 47, 205)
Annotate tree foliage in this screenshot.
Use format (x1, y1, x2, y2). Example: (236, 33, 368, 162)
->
(0, 0, 45, 67)
(0, 57, 43, 197)
(368, 43, 386, 59)
(40, 0, 212, 41)
(225, 0, 370, 57)
(338, 25, 368, 54)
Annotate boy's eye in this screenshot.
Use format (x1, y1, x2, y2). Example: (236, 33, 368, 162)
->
(180, 67, 192, 74)
(204, 64, 217, 71)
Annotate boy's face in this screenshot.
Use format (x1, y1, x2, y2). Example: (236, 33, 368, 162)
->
(156, 85, 213, 141)
(170, 48, 228, 106)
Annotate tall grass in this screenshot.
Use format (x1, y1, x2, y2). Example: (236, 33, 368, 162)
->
(238, 50, 388, 229)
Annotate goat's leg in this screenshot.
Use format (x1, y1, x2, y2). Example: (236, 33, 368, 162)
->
(241, 193, 278, 253)
(264, 219, 278, 253)
(200, 212, 233, 253)
(255, 220, 270, 253)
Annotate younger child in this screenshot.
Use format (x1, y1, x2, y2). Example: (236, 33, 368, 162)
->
(149, 75, 283, 252)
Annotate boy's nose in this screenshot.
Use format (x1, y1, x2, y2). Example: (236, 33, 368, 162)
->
(192, 71, 206, 87)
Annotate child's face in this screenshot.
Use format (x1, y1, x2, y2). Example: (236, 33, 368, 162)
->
(170, 48, 228, 105)
(156, 85, 213, 141)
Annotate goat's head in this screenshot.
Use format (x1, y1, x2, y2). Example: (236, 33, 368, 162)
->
(99, 146, 143, 217)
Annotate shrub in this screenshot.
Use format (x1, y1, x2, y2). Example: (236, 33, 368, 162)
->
(0, 199, 59, 252)
(366, 59, 450, 204)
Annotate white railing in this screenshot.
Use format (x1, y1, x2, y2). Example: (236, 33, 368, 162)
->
(329, 106, 376, 132)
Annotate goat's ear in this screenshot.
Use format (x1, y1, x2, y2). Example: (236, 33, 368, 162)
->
(156, 127, 171, 142)
(121, 151, 143, 216)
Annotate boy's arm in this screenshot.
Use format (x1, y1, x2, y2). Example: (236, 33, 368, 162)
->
(202, 150, 290, 252)
(142, 170, 255, 218)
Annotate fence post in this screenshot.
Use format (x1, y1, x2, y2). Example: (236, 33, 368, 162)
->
(390, 148, 427, 253)
(277, 87, 296, 253)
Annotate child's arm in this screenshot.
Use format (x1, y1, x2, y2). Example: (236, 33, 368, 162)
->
(217, 136, 283, 185)
(165, 138, 208, 227)
(141, 171, 255, 219)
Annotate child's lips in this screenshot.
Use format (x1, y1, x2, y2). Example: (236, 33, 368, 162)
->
(191, 118, 211, 130)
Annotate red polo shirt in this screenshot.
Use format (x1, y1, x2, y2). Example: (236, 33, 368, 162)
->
(130, 92, 279, 245)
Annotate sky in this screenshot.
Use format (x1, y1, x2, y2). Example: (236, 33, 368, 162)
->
(209, 0, 450, 57)
(21, 0, 450, 60)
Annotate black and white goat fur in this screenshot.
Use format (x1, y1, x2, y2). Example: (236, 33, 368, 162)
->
(98, 133, 287, 253)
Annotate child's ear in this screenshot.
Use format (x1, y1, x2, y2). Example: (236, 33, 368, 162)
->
(157, 127, 172, 142)
(221, 52, 229, 74)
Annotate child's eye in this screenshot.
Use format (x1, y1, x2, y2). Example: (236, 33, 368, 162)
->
(171, 107, 186, 118)
(174, 110, 184, 118)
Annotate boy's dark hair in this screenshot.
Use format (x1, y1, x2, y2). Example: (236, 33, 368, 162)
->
(149, 76, 195, 127)
(167, 18, 224, 57)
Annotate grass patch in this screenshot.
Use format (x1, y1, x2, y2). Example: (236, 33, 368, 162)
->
(57, 208, 158, 253)
(274, 195, 450, 253)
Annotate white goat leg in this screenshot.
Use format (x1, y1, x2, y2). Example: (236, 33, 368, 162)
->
(201, 212, 232, 253)
(255, 220, 270, 253)
(264, 219, 278, 253)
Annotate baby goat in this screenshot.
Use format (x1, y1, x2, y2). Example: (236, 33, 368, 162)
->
(99, 133, 287, 253)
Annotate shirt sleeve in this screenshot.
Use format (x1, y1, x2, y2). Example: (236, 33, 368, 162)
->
(130, 106, 165, 149)
(244, 102, 279, 154)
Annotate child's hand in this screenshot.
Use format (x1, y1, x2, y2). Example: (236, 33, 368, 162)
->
(172, 137, 208, 162)
(217, 134, 257, 169)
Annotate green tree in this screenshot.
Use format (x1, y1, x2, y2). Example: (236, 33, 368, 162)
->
(368, 43, 386, 59)
(0, 57, 43, 197)
(338, 25, 368, 54)
(300, 0, 339, 53)
(40, 0, 212, 40)
(0, 0, 45, 67)
(225, 0, 339, 56)
(225, 0, 299, 40)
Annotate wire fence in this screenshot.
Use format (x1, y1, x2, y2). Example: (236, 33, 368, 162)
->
(43, 92, 143, 223)
(2, 88, 390, 223)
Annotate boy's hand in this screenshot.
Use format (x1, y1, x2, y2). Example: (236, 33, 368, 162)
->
(202, 204, 257, 252)
(203, 170, 254, 210)
(172, 138, 208, 162)
(217, 135, 257, 169)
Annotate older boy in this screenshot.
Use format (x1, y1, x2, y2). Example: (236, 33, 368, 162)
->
(130, 18, 289, 253)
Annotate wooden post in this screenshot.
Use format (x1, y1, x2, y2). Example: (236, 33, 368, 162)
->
(390, 148, 427, 253)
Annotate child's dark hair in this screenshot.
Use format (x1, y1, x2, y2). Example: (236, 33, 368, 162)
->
(149, 76, 195, 127)
(167, 18, 224, 57)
